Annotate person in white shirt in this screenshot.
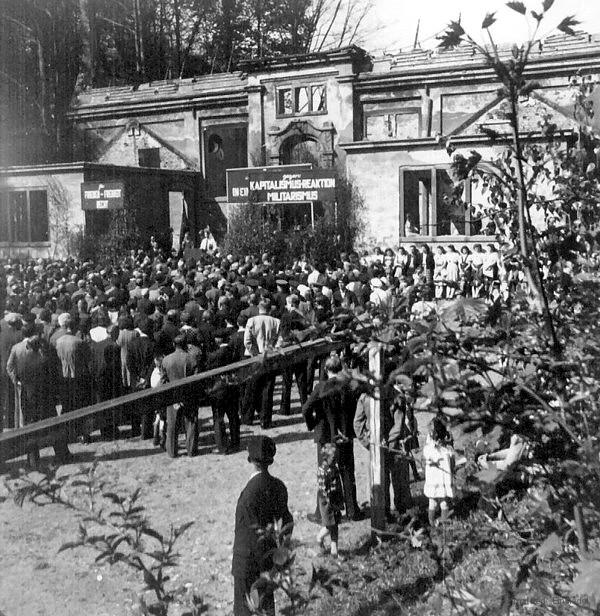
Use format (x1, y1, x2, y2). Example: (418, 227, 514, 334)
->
(244, 299, 280, 429)
(482, 244, 500, 293)
(199, 227, 216, 253)
(369, 277, 391, 310)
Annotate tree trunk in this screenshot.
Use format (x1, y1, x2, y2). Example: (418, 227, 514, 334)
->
(509, 90, 561, 353)
(74, 0, 94, 94)
(132, 0, 145, 80)
(173, 0, 181, 76)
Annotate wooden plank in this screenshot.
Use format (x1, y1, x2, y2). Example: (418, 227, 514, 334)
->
(0, 335, 351, 464)
(369, 342, 387, 534)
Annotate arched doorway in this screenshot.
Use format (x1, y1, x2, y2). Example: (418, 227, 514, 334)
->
(277, 135, 325, 230)
(280, 135, 321, 166)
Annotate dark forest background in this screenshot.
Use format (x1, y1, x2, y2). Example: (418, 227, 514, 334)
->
(0, 0, 371, 165)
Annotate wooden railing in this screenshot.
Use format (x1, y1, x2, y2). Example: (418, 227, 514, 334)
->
(0, 335, 351, 464)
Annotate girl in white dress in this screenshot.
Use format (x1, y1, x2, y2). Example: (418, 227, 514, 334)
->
(433, 246, 447, 299)
(444, 245, 460, 298)
(423, 417, 455, 526)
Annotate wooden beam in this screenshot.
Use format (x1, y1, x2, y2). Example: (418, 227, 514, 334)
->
(368, 342, 387, 534)
(0, 335, 352, 464)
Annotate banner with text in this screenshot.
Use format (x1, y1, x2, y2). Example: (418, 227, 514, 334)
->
(226, 166, 336, 203)
(81, 181, 124, 210)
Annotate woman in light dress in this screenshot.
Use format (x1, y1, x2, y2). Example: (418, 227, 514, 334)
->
(433, 246, 447, 299)
(444, 245, 460, 298)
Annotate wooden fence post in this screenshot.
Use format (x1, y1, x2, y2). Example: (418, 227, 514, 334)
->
(574, 504, 588, 558)
(369, 342, 387, 534)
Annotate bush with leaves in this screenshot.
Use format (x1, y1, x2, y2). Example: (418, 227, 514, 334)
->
(245, 518, 349, 616)
(221, 173, 364, 267)
(79, 208, 143, 263)
(3, 462, 201, 616)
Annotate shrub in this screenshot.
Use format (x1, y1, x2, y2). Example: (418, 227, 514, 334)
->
(221, 172, 364, 265)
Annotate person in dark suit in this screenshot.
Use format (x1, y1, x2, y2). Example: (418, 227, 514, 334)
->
(0, 312, 23, 430)
(232, 435, 293, 616)
(228, 314, 247, 363)
(6, 323, 71, 465)
(161, 334, 198, 457)
(55, 314, 92, 446)
(332, 276, 359, 309)
(278, 295, 310, 416)
(302, 353, 362, 523)
(154, 309, 180, 357)
(206, 341, 240, 454)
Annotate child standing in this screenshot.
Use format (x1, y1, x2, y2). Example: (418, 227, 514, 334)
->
(316, 443, 345, 558)
(150, 355, 166, 448)
(423, 417, 455, 526)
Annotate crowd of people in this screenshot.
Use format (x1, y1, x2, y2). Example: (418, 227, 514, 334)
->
(2, 234, 574, 615)
(0, 235, 570, 464)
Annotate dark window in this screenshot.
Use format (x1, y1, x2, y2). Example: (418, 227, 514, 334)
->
(0, 193, 8, 242)
(0, 189, 49, 243)
(138, 147, 161, 168)
(203, 123, 247, 198)
(278, 88, 293, 116)
(400, 168, 477, 238)
(29, 190, 49, 241)
(9, 191, 28, 242)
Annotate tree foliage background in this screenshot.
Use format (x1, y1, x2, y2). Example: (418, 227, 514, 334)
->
(0, 0, 371, 166)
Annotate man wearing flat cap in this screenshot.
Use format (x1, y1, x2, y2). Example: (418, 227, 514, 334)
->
(232, 435, 293, 616)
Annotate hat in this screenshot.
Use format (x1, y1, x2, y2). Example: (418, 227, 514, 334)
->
(370, 277, 383, 288)
(297, 284, 310, 298)
(246, 278, 259, 288)
(276, 279, 288, 287)
(4, 312, 21, 325)
(247, 435, 276, 465)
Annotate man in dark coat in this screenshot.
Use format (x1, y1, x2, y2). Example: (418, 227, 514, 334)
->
(278, 294, 310, 416)
(232, 435, 293, 616)
(55, 314, 92, 414)
(6, 323, 70, 465)
(161, 335, 198, 457)
(206, 342, 240, 454)
(302, 353, 362, 523)
(154, 309, 180, 357)
(0, 312, 23, 430)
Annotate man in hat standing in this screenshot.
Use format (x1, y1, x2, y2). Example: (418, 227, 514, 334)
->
(232, 435, 293, 616)
(0, 312, 23, 430)
(6, 322, 71, 465)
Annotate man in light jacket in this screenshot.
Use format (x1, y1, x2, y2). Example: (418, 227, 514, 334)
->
(244, 298, 280, 429)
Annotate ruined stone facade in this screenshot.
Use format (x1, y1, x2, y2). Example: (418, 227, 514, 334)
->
(4, 32, 599, 257)
(66, 33, 600, 246)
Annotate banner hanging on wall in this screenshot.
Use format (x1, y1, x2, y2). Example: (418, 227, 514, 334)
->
(248, 168, 337, 203)
(81, 182, 124, 210)
(226, 165, 337, 203)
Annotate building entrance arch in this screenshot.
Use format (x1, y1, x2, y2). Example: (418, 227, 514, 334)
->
(268, 119, 335, 167)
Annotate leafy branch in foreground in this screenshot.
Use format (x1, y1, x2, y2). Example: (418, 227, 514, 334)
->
(436, 1, 590, 353)
(4, 463, 201, 616)
(247, 518, 348, 616)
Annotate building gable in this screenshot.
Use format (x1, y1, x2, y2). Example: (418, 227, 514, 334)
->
(450, 92, 580, 138)
(92, 121, 194, 170)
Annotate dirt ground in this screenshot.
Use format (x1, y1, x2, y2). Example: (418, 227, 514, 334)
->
(0, 382, 398, 616)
